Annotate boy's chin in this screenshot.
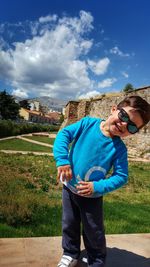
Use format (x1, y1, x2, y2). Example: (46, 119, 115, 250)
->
(109, 127, 123, 137)
(110, 131, 121, 137)
(110, 129, 130, 138)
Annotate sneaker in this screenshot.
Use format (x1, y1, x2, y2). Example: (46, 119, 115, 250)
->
(82, 257, 88, 263)
(57, 255, 78, 267)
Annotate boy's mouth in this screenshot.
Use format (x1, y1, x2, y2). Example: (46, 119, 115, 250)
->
(115, 123, 123, 133)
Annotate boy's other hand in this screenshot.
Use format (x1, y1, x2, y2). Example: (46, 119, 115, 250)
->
(76, 181, 94, 196)
(57, 165, 72, 183)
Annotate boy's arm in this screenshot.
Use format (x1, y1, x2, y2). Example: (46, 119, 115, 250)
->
(53, 117, 87, 180)
(77, 146, 128, 196)
(93, 147, 128, 195)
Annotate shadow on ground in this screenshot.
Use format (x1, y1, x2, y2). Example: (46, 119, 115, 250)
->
(77, 248, 150, 267)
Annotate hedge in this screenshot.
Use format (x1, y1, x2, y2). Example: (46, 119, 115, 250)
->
(0, 120, 59, 138)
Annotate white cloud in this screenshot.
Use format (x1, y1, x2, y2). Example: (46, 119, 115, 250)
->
(0, 50, 14, 79)
(12, 88, 28, 98)
(78, 90, 100, 99)
(121, 71, 129, 78)
(30, 21, 40, 36)
(1, 12, 126, 100)
(98, 78, 117, 88)
(87, 57, 110, 75)
(0, 37, 9, 49)
(39, 14, 58, 23)
(0, 11, 95, 100)
(59, 10, 93, 35)
(110, 46, 130, 57)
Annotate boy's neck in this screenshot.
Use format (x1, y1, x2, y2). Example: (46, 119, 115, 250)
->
(100, 121, 114, 138)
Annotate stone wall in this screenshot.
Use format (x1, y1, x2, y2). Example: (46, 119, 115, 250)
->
(61, 101, 79, 128)
(62, 86, 150, 159)
(89, 87, 150, 120)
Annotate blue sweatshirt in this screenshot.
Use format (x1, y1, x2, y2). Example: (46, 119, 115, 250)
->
(53, 116, 128, 197)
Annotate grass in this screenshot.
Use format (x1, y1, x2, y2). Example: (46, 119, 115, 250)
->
(0, 152, 149, 237)
(23, 136, 55, 145)
(0, 138, 53, 153)
(104, 162, 150, 234)
(0, 152, 61, 237)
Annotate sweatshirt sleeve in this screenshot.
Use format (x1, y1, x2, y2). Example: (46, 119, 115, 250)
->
(93, 146, 128, 195)
(53, 117, 87, 167)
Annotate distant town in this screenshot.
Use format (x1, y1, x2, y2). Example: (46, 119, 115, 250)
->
(18, 99, 65, 125)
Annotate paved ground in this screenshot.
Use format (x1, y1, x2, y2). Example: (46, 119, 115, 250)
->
(0, 150, 53, 156)
(17, 136, 53, 147)
(0, 133, 56, 142)
(0, 234, 149, 267)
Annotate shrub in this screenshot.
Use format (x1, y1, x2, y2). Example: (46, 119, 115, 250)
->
(0, 120, 59, 138)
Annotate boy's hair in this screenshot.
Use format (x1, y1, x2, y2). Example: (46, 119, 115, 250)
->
(117, 95, 150, 126)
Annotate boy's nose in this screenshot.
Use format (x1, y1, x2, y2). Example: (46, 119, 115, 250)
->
(120, 121, 128, 131)
(118, 121, 128, 130)
(121, 121, 128, 126)
(118, 120, 127, 126)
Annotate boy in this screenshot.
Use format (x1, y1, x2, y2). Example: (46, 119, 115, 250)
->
(53, 95, 150, 267)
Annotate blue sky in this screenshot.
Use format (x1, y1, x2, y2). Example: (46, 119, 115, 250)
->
(0, 0, 149, 100)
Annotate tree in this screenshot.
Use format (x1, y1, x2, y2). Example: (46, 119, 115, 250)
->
(59, 113, 64, 124)
(123, 83, 135, 93)
(0, 90, 20, 120)
(19, 99, 30, 109)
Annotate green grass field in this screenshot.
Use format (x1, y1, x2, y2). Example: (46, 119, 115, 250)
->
(0, 138, 53, 153)
(0, 152, 150, 237)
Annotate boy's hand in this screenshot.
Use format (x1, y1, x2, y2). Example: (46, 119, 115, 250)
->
(57, 165, 72, 183)
(76, 181, 94, 196)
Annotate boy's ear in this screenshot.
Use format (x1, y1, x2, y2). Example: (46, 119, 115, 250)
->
(111, 105, 117, 114)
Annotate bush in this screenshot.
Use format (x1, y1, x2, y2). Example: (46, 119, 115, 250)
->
(0, 120, 59, 138)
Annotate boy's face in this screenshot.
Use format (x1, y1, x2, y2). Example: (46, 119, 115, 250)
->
(107, 106, 144, 138)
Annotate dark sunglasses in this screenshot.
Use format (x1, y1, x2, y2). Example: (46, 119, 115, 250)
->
(118, 108, 139, 134)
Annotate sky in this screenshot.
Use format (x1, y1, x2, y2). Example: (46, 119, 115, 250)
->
(0, 0, 150, 100)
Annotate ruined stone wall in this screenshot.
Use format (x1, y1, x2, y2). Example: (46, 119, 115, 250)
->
(61, 101, 79, 128)
(62, 87, 150, 158)
(89, 87, 150, 120)
(77, 100, 91, 120)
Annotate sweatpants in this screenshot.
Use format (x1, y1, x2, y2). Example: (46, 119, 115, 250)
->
(62, 185, 106, 267)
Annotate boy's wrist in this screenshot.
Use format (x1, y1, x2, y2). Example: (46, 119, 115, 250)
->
(56, 160, 70, 167)
(93, 180, 105, 194)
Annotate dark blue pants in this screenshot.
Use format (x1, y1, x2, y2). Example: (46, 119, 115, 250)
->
(62, 185, 106, 267)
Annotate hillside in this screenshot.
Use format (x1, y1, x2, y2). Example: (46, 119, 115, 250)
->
(14, 96, 67, 112)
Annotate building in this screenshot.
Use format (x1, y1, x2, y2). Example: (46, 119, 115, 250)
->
(19, 108, 61, 124)
(29, 100, 40, 111)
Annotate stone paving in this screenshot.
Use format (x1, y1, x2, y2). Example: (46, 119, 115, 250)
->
(0, 150, 53, 156)
(16, 136, 53, 147)
(0, 234, 150, 267)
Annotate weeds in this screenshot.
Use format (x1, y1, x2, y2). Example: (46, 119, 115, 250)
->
(0, 152, 149, 237)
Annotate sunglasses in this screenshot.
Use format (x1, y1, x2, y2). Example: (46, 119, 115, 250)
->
(118, 108, 139, 134)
